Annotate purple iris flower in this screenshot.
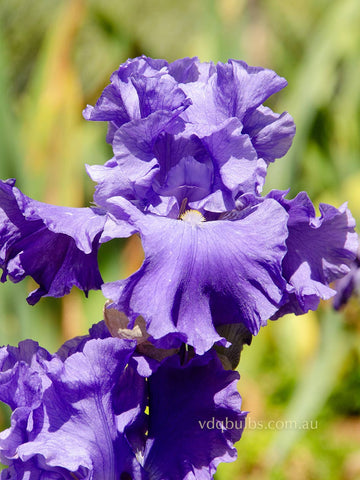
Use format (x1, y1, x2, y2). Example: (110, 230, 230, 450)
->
(0, 322, 245, 479)
(0, 54, 358, 479)
(0, 56, 357, 355)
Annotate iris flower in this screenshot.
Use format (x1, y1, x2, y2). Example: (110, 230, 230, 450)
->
(0, 322, 245, 479)
(0, 54, 358, 480)
(0, 56, 357, 355)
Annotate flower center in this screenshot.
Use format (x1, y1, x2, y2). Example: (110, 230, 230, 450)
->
(180, 209, 205, 225)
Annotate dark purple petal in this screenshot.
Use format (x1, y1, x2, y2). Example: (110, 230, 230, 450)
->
(268, 191, 358, 317)
(102, 196, 289, 354)
(142, 351, 246, 480)
(0, 179, 106, 304)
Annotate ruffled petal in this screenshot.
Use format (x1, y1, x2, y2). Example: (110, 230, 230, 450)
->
(0, 329, 148, 479)
(102, 196, 289, 354)
(268, 191, 358, 317)
(85, 56, 295, 209)
(142, 351, 246, 480)
(83, 55, 190, 144)
(92, 115, 267, 218)
(179, 59, 290, 126)
(0, 340, 50, 410)
(243, 106, 296, 163)
(217, 60, 287, 118)
(195, 118, 267, 202)
(18, 339, 138, 477)
(168, 57, 215, 84)
(0, 179, 106, 304)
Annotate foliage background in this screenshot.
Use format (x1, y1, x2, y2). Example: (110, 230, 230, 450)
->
(0, 0, 359, 478)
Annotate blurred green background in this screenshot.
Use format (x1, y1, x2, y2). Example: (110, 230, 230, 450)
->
(0, 0, 360, 478)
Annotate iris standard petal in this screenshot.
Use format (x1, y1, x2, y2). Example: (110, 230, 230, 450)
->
(243, 106, 296, 163)
(83, 55, 190, 144)
(93, 114, 267, 218)
(84, 56, 295, 207)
